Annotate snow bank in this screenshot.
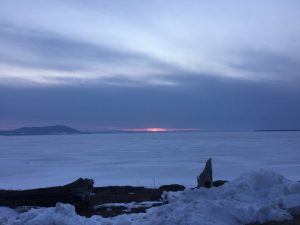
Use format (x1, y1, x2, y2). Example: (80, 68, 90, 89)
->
(1, 170, 300, 225)
(94, 201, 162, 212)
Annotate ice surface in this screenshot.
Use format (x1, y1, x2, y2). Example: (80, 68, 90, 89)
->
(0, 131, 299, 189)
(1, 170, 300, 225)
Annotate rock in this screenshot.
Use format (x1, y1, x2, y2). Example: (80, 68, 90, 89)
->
(159, 184, 185, 192)
(197, 158, 213, 188)
(213, 180, 228, 187)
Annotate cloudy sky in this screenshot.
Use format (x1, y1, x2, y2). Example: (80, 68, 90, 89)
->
(0, 0, 300, 130)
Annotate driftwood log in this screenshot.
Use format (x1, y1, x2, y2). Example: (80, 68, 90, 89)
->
(0, 176, 227, 218)
(0, 178, 94, 212)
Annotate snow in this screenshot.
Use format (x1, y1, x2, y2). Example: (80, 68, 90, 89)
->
(1, 170, 300, 225)
(0, 131, 300, 189)
(94, 201, 162, 212)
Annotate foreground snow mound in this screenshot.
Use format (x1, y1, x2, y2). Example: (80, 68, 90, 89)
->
(1, 170, 300, 225)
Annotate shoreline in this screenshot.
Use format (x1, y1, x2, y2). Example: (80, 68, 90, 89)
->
(1, 180, 300, 224)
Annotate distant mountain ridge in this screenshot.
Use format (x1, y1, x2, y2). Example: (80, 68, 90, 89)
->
(0, 125, 81, 136)
(256, 129, 300, 132)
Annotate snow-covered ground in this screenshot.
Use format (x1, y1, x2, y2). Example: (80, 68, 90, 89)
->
(1, 170, 300, 225)
(0, 131, 299, 189)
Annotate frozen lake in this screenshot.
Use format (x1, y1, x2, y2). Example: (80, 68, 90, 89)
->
(0, 131, 299, 189)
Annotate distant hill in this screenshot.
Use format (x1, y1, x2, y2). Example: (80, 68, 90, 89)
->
(256, 129, 300, 132)
(0, 125, 81, 136)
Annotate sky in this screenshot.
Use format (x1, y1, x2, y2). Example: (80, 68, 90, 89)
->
(0, 0, 300, 131)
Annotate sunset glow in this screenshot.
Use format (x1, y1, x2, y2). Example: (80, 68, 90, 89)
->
(145, 128, 168, 132)
(119, 128, 200, 132)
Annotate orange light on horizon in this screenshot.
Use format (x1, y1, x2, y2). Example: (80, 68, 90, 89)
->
(119, 127, 201, 132)
(144, 127, 168, 132)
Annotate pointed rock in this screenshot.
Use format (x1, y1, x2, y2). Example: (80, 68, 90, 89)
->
(197, 158, 213, 188)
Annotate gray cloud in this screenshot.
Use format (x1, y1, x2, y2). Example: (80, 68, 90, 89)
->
(0, 22, 178, 85)
(231, 50, 300, 83)
(0, 0, 300, 130)
(1, 77, 299, 130)
(0, 0, 300, 87)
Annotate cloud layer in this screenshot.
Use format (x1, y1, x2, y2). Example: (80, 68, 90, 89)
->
(1, 0, 300, 87)
(1, 1, 300, 130)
